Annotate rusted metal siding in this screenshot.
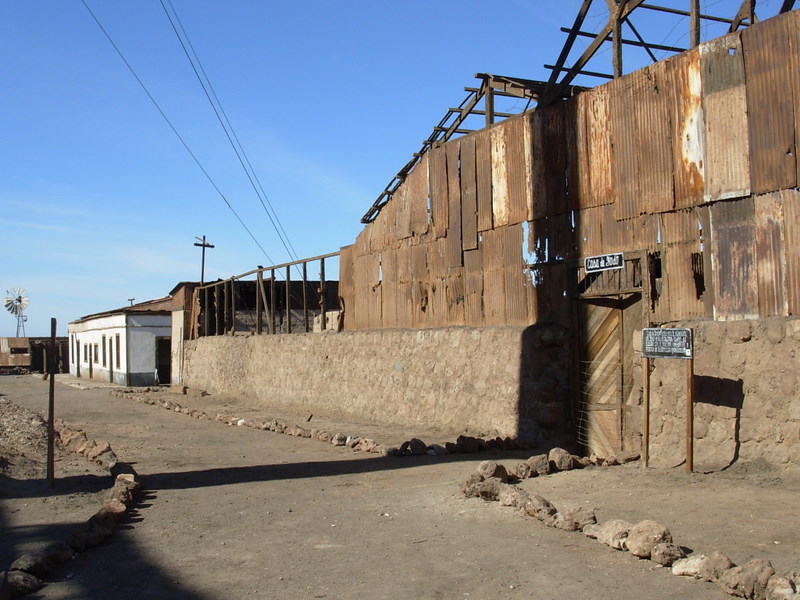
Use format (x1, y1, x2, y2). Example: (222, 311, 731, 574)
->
(480, 227, 507, 326)
(743, 11, 797, 195)
(701, 31, 751, 202)
(532, 102, 568, 219)
(755, 192, 788, 317)
(490, 125, 510, 227)
(393, 183, 412, 240)
(446, 140, 463, 268)
(460, 134, 479, 251)
(611, 64, 675, 221)
(408, 154, 430, 237)
(503, 116, 532, 225)
(783, 189, 800, 315)
(710, 198, 759, 320)
(654, 210, 706, 321)
(669, 49, 705, 209)
(341, 13, 799, 332)
(428, 145, 449, 239)
(579, 87, 614, 209)
(475, 129, 493, 232)
(463, 248, 484, 325)
(502, 224, 528, 324)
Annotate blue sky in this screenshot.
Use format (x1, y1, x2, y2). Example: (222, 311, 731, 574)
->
(0, 0, 773, 336)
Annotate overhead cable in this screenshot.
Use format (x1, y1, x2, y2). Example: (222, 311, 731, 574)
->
(80, 0, 276, 265)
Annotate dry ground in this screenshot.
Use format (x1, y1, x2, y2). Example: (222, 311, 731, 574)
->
(1, 374, 798, 599)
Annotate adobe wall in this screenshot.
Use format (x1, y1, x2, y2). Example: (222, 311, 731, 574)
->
(181, 324, 571, 444)
(629, 317, 800, 469)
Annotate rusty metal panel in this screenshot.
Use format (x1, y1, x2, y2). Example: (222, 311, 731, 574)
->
(563, 97, 581, 213)
(463, 248, 484, 325)
(393, 183, 412, 240)
(668, 49, 705, 209)
(480, 228, 507, 325)
(490, 125, 510, 226)
(782, 189, 800, 315)
(576, 206, 604, 257)
(629, 213, 660, 251)
(338, 244, 356, 330)
(658, 209, 706, 321)
(611, 65, 675, 220)
(710, 197, 758, 319)
(532, 103, 568, 219)
(743, 11, 797, 194)
(502, 224, 527, 324)
(409, 242, 427, 283)
(599, 203, 633, 251)
(794, 13, 800, 187)
(446, 140, 463, 268)
(755, 192, 788, 316)
(446, 267, 466, 326)
(460, 134, 479, 251)
(475, 129, 493, 232)
(428, 145, 449, 238)
(380, 249, 399, 328)
(608, 74, 639, 221)
(700, 31, 751, 202)
(580, 87, 614, 208)
(427, 238, 448, 281)
(408, 154, 430, 237)
(503, 116, 532, 225)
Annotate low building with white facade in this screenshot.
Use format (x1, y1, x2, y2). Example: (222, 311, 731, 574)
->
(68, 297, 175, 386)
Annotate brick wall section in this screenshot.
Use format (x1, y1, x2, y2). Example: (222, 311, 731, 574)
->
(182, 325, 571, 443)
(634, 318, 800, 469)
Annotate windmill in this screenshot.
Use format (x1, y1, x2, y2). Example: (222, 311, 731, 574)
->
(4, 288, 30, 337)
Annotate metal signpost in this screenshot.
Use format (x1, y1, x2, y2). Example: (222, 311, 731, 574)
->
(641, 327, 694, 472)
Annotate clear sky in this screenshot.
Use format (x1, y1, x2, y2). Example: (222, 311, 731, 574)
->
(0, 0, 773, 336)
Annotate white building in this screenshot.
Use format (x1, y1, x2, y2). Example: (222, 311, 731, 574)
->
(68, 297, 175, 386)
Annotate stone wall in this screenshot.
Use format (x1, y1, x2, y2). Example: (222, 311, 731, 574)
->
(633, 318, 800, 469)
(181, 324, 571, 443)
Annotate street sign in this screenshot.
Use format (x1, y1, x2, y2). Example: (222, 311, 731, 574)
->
(584, 253, 624, 273)
(642, 327, 693, 359)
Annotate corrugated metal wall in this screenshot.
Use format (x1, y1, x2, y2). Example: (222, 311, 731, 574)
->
(340, 9, 800, 330)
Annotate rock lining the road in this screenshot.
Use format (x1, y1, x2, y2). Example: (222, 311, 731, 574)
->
(112, 388, 650, 464)
(460, 458, 800, 600)
(1, 416, 141, 599)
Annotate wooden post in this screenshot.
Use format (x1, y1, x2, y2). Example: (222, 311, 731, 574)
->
(256, 271, 263, 334)
(642, 356, 650, 469)
(686, 354, 694, 473)
(320, 258, 327, 331)
(303, 262, 309, 332)
(690, 0, 700, 47)
(270, 270, 276, 334)
(285, 266, 292, 333)
(47, 318, 56, 488)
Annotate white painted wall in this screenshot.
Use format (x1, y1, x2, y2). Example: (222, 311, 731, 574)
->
(68, 312, 170, 385)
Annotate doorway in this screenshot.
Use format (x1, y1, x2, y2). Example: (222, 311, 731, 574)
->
(576, 294, 642, 456)
(155, 337, 171, 385)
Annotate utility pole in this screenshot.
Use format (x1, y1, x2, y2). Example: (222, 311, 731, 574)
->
(194, 235, 215, 285)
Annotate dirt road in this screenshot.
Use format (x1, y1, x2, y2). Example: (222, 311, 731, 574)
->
(2, 374, 795, 599)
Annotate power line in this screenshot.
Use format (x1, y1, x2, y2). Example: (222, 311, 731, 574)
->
(80, 0, 276, 265)
(160, 0, 301, 264)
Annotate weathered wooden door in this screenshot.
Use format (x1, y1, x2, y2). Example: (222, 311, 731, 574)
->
(577, 298, 624, 457)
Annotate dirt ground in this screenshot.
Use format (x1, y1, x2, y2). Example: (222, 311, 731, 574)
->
(1, 374, 798, 599)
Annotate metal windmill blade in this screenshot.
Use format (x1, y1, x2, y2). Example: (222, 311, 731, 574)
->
(4, 288, 30, 336)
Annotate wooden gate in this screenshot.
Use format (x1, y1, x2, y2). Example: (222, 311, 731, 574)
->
(577, 299, 623, 456)
(573, 252, 646, 457)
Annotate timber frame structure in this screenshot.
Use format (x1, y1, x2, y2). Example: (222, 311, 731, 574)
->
(362, 1, 797, 225)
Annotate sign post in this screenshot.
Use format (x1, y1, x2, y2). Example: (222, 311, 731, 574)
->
(641, 327, 694, 472)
